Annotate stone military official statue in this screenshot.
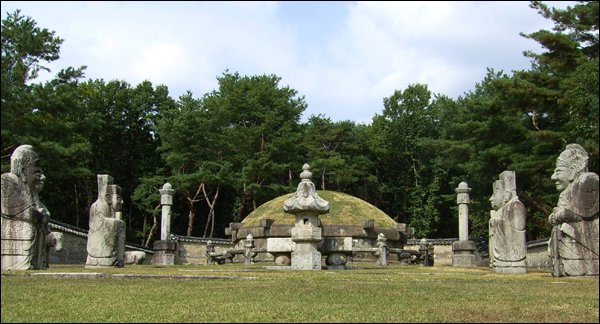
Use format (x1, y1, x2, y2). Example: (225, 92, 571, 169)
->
(1, 145, 63, 270)
(548, 144, 599, 277)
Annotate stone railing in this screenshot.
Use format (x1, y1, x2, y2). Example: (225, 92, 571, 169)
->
(206, 234, 266, 265)
(352, 233, 434, 266)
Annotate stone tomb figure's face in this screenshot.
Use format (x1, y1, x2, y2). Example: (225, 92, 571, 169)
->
(111, 192, 123, 212)
(25, 160, 45, 194)
(551, 166, 571, 192)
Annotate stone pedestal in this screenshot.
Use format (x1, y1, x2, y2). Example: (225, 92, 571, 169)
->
(491, 262, 527, 274)
(291, 213, 322, 270)
(452, 240, 476, 267)
(152, 240, 176, 265)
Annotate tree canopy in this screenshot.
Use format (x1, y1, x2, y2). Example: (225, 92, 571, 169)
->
(2, 2, 597, 245)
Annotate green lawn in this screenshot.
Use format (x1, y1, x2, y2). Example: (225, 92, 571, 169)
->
(2, 263, 598, 323)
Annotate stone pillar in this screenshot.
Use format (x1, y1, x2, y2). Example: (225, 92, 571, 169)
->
(284, 164, 329, 270)
(452, 181, 476, 267)
(456, 182, 471, 241)
(159, 183, 174, 241)
(151, 182, 176, 265)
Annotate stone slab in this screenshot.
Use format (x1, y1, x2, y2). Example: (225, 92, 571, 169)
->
(267, 238, 293, 252)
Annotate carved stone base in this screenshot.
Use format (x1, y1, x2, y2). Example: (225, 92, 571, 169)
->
(452, 240, 476, 267)
(152, 240, 176, 265)
(491, 266, 527, 274)
(291, 250, 321, 270)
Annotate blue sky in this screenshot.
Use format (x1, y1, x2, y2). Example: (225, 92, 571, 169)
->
(2, 1, 574, 124)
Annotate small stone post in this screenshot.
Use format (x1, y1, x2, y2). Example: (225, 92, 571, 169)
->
(283, 164, 329, 270)
(151, 182, 177, 265)
(452, 181, 476, 267)
(206, 240, 215, 266)
(244, 234, 256, 265)
(374, 233, 389, 266)
(418, 238, 434, 266)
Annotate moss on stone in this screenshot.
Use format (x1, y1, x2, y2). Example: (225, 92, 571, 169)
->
(241, 190, 397, 228)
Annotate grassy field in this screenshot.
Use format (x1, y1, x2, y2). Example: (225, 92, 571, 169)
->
(1, 262, 598, 323)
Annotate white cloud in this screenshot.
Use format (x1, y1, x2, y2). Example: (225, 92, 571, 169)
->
(301, 0, 572, 122)
(1, 0, 576, 123)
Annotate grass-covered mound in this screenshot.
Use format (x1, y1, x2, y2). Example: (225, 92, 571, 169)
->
(241, 190, 397, 228)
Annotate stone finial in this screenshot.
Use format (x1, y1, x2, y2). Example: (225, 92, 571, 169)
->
(455, 181, 471, 204)
(245, 234, 254, 248)
(160, 182, 175, 206)
(455, 181, 471, 193)
(376, 233, 387, 247)
(283, 164, 329, 215)
(300, 163, 312, 180)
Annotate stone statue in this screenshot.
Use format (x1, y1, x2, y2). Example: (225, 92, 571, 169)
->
(548, 144, 599, 277)
(1, 144, 63, 270)
(86, 175, 126, 268)
(488, 171, 527, 274)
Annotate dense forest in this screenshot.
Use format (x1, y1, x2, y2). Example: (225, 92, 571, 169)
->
(2, 1, 598, 247)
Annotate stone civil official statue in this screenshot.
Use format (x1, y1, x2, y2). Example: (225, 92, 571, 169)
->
(548, 144, 599, 277)
(86, 174, 126, 268)
(488, 171, 527, 274)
